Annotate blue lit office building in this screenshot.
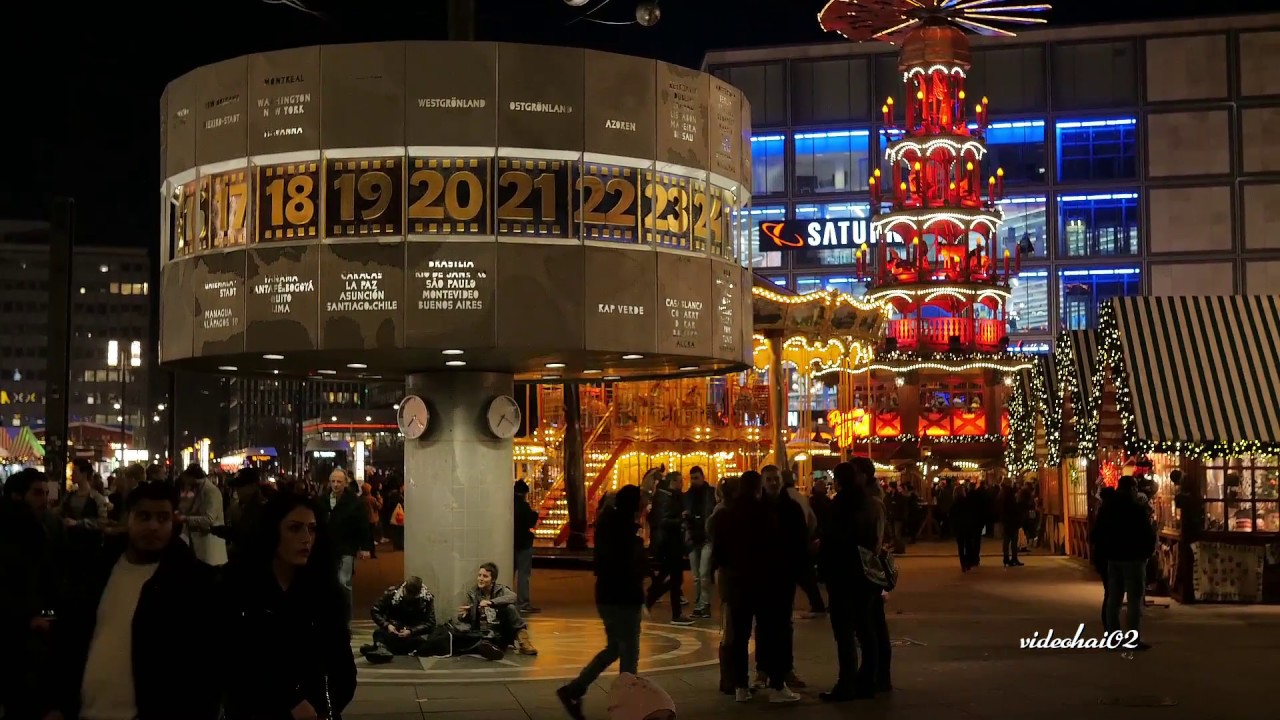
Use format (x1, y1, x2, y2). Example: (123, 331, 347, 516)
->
(707, 12, 1280, 352)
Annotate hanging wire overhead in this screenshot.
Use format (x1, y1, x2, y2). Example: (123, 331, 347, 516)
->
(565, 0, 661, 27)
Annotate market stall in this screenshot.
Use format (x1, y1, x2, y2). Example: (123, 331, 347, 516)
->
(1098, 295, 1280, 603)
(1053, 330, 1101, 559)
(1006, 354, 1065, 553)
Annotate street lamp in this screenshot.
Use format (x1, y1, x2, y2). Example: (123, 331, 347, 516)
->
(107, 339, 142, 465)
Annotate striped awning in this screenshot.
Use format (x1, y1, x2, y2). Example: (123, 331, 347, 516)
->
(1106, 295, 1280, 448)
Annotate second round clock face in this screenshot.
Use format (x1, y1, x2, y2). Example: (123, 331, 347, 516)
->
(487, 395, 522, 439)
(398, 395, 429, 439)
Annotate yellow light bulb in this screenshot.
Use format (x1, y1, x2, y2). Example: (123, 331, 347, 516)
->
(869, 176, 876, 185)
(997, 168, 1005, 177)
(887, 96, 894, 105)
(959, 90, 966, 100)
(982, 96, 989, 105)
(976, 104, 983, 114)
(874, 168, 881, 177)
(966, 161, 974, 171)
(913, 162, 922, 171)
(989, 176, 996, 184)
(882, 104, 889, 113)
(949, 182, 956, 190)
(917, 91, 924, 100)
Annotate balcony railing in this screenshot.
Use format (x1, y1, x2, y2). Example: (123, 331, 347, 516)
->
(887, 317, 1007, 352)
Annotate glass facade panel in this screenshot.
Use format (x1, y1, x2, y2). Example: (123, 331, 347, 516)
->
(1051, 41, 1138, 109)
(1058, 266, 1142, 330)
(763, 275, 789, 289)
(713, 63, 787, 126)
(1058, 192, 1140, 257)
(995, 196, 1048, 260)
(967, 46, 1047, 113)
(1056, 118, 1138, 182)
(745, 205, 786, 269)
(981, 120, 1046, 184)
(751, 134, 787, 195)
(791, 58, 872, 124)
(794, 130, 871, 195)
(795, 274, 868, 296)
(792, 201, 871, 267)
(1007, 268, 1051, 334)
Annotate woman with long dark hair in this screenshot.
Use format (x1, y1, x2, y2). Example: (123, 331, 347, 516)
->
(221, 493, 356, 720)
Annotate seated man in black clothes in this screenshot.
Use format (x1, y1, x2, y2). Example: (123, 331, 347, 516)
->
(361, 576, 438, 661)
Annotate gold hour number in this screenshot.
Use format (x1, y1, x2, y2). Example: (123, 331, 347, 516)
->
(325, 159, 401, 237)
(643, 182, 690, 234)
(211, 172, 247, 248)
(408, 169, 484, 220)
(258, 162, 320, 241)
(497, 170, 557, 221)
(575, 175, 638, 226)
(264, 175, 315, 226)
(333, 171, 393, 222)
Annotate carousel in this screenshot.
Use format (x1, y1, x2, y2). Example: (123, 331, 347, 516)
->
(526, 279, 887, 547)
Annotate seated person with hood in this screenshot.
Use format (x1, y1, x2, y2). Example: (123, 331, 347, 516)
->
(360, 576, 439, 662)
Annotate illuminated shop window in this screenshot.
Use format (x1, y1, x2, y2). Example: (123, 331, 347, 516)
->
(744, 205, 785, 269)
(1203, 456, 1280, 533)
(1058, 266, 1141, 330)
(793, 201, 871, 267)
(751, 134, 787, 195)
(763, 276, 789, 289)
(973, 120, 1045, 184)
(995, 196, 1047, 260)
(794, 130, 871, 195)
(1056, 118, 1137, 182)
(1007, 269, 1050, 334)
(1058, 192, 1140, 257)
(795, 274, 868, 297)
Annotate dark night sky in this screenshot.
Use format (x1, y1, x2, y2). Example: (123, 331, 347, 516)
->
(1, 0, 1273, 248)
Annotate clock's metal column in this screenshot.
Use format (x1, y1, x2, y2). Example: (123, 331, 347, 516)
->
(402, 371, 516, 603)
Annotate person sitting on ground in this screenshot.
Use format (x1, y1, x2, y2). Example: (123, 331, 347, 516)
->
(360, 576, 438, 662)
(451, 562, 538, 657)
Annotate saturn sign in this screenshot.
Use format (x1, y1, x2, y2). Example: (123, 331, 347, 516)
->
(758, 219, 871, 252)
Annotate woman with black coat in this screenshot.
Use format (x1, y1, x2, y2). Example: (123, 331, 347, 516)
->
(222, 494, 356, 720)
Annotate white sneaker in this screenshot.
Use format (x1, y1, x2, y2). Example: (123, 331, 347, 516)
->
(769, 685, 801, 703)
(735, 688, 753, 703)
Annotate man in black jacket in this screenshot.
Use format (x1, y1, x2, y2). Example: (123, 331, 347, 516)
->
(361, 576, 438, 661)
(44, 481, 220, 720)
(760, 464, 808, 695)
(682, 466, 716, 619)
(513, 480, 540, 614)
(317, 468, 372, 623)
(644, 472, 692, 625)
(1091, 477, 1155, 649)
(558, 485, 648, 720)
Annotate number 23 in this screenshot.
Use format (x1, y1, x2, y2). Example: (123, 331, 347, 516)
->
(644, 184, 689, 233)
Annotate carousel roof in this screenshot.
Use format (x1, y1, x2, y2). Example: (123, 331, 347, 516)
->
(752, 285, 890, 376)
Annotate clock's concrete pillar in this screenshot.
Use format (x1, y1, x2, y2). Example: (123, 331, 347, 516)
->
(402, 371, 515, 605)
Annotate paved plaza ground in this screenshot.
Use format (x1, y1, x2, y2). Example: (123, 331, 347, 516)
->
(346, 546, 1280, 720)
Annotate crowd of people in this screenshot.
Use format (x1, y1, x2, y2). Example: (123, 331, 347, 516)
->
(555, 458, 896, 720)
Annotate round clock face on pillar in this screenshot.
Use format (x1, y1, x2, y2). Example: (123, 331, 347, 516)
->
(397, 395, 430, 439)
(486, 395, 522, 439)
